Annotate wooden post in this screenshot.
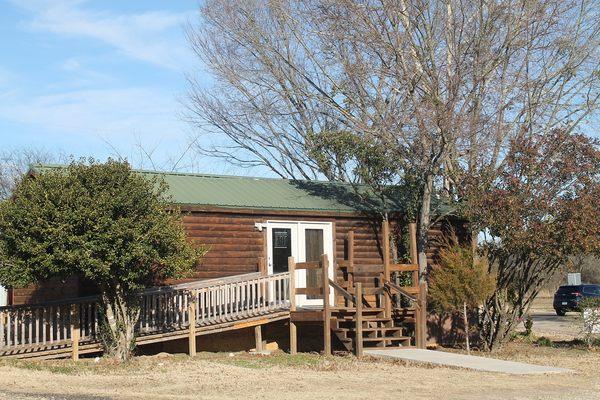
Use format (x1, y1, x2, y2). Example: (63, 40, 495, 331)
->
(188, 290, 197, 356)
(382, 219, 391, 318)
(258, 257, 267, 276)
(414, 297, 422, 348)
(321, 253, 331, 356)
(70, 304, 79, 361)
(288, 256, 297, 355)
(346, 231, 355, 307)
(254, 325, 263, 352)
(408, 223, 419, 287)
(418, 282, 427, 349)
(355, 282, 363, 357)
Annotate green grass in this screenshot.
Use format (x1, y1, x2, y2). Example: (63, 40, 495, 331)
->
(0, 359, 89, 375)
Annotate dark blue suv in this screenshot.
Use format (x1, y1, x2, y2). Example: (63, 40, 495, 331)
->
(553, 284, 600, 316)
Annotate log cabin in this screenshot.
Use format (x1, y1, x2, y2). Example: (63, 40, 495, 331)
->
(8, 167, 464, 306)
(1, 166, 467, 358)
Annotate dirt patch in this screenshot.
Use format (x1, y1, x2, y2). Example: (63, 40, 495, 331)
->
(0, 344, 598, 400)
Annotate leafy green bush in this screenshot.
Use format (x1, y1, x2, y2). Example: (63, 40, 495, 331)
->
(0, 160, 204, 360)
(429, 245, 496, 353)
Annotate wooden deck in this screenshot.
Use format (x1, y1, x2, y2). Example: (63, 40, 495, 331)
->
(0, 272, 291, 360)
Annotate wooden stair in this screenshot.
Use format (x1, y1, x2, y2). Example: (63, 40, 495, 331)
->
(330, 308, 411, 352)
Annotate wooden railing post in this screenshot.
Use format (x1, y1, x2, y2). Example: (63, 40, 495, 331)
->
(188, 290, 197, 356)
(382, 219, 392, 318)
(288, 256, 297, 355)
(70, 304, 79, 361)
(322, 254, 331, 356)
(409, 223, 419, 288)
(355, 282, 363, 358)
(418, 282, 427, 349)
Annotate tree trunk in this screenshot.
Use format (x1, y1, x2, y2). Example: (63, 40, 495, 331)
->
(463, 302, 470, 355)
(417, 174, 434, 285)
(415, 174, 434, 348)
(100, 286, 140, 361)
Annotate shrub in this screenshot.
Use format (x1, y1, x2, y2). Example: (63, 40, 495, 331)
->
(0, 160, 204, 360)
(429, 245, 496, 353)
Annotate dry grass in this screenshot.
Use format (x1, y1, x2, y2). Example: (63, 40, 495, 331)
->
(0, 342, 598, 400)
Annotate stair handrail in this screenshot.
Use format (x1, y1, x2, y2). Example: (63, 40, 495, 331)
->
(384, 281, 417, 303)
(328, 279, 356, 305)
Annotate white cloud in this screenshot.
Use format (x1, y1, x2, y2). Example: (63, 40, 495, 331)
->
(11, 0, 194, 70)
(0, 87, 183, 141)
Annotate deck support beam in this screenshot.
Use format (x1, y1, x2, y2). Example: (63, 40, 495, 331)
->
(254, 325, 263, 352)
(288, 256, 297, 355)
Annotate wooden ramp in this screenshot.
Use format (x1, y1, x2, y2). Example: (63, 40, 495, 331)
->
(0, 272, 291, 360)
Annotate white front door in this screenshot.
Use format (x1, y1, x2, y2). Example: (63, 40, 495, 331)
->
(266, 221, 334, 307)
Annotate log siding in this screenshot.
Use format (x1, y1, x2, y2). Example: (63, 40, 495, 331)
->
(10, 208, 466, 305)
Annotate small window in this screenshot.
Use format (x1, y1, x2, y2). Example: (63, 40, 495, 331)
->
(584, 286, 600, 295)
(274, 230, 289, 248)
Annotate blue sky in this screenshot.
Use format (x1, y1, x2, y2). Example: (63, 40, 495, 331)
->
(0, 1, 597, 176)
(0, 0, 235, 173)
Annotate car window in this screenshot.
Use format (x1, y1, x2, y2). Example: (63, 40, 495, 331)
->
(583, 286, 600, 295)
(557, 286, 578, 294)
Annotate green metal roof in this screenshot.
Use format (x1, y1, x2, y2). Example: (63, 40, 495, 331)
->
(30, 164, 453, 215)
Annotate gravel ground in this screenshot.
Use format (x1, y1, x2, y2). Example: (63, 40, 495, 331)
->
(0, 343, 598, 400)
(517, 299, 583, 340)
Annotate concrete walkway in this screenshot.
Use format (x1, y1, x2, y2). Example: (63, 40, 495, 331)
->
(364, 348, 572, 375)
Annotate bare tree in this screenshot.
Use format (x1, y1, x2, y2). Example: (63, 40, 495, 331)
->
(186, 0, 599, 292)
(0, 148, 59, 200)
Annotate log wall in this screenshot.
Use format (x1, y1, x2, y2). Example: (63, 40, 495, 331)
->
(10, 208, 467, 305)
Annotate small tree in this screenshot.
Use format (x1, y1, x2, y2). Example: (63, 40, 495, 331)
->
(0, 160, 202, 360)
(463, 130, 600, 350)
(429, 245, 496, 353)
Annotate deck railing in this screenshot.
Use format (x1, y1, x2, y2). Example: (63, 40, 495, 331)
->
(0, 272, 290, 356)
(194, 272, 290, 325)
(0, 298, 99, 350)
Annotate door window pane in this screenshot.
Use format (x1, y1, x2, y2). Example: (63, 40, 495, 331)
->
(305, 229, 324, 299)
(272, 228, 292, 274)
